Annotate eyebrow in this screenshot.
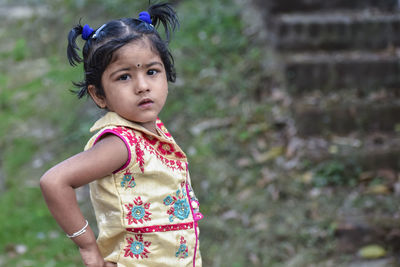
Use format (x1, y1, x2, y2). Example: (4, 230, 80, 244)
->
(145, 61, 163, 68)
(110, 67, 131, 77)
(110, 61, 164, 77)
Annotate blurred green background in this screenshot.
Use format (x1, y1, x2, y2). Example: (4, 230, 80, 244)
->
(1, 0, 400, 266)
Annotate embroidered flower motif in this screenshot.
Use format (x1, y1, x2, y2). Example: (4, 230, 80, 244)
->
(124, 234, 151, 259)
(125, 197, 151, 224)
(131, 206, 145, 220)
(174, 199, 190, 220)
(131, 241, 144, 254)
(157, 142, 175, 155)
(164, 188, 190, 222)
(163, 195, 173, 205)
(175, 236, 188, 259)
(121, 170, 136, 188)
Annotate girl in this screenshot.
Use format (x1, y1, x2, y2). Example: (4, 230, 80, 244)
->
(40, 3, 203, 267)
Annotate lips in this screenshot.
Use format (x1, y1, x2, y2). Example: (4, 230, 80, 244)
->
(138, 98, 154, 107)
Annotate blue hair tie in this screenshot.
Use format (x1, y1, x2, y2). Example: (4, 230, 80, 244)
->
(138, 11, 152, 25)
(82, 24, 94, 40)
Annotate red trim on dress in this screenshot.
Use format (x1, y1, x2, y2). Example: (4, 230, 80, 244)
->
(126, 222, 194, 234)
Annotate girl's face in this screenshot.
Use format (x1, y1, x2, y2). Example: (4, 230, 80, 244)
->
(89, 38, 168, 134)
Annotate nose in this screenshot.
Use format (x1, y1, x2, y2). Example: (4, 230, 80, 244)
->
(135, 74, 150, 94)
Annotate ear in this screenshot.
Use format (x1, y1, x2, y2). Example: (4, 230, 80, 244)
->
(88, 85, 107, 108)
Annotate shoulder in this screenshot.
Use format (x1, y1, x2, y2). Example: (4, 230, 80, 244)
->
(89, 126, 136, 172)
(82, 133, 129, 175)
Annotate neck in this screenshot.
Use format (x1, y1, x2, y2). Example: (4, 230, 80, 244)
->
(140, 121, 159, 136)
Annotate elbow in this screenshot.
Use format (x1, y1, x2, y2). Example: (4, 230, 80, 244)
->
(39, 172, 53, 192)
(39, 170, 60, 194)
(40, 168, 73, 196)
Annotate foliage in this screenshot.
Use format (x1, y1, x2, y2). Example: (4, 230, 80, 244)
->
(311, 160, 360, 187)
(13, 39, 29, 61)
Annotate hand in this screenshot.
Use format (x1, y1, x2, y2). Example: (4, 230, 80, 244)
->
(79, 246, 117, 267)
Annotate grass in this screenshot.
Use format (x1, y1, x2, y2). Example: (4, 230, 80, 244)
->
(0, 187, 81, 266)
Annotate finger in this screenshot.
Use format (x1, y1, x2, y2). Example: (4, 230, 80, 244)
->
(104, 262, 117, 267)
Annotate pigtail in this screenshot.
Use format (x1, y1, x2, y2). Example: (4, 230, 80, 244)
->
(148, 2, 179, 42)
(67, 24, 84, 66)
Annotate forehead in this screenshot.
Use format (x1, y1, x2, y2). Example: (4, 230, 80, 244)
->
(111, 38, 161, 64)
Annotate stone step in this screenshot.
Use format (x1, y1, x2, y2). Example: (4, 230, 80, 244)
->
(284, 50, 400, 92)
(271, 11, 400, 51)
(253, 0, 399, 14)
(293, 95, 400, 136)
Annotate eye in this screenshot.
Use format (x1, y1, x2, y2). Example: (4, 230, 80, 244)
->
(147, 69, 158, 76)
(118, 74, 131, 81)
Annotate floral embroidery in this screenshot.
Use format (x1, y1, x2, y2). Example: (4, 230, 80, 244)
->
(125, 197, 151, 224)
(157, 142, 175, 155)
(174, 199, 190, 220)
(112, 126, 186, 172)
(163, 195, 173, 205)
(124, 234, 151, 259)
(176, 236, 189, 259)
(121, 170, 136, 188)
(164, 188, 190, 222)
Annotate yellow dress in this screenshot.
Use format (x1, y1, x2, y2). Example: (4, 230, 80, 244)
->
(85, 112, 203, 267)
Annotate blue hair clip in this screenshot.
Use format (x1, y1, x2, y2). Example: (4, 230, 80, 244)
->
(82, 24, 94, 40)
(138, 11, 152, 25)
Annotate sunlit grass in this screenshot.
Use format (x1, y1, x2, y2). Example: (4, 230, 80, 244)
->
(0, 187, 81, 265)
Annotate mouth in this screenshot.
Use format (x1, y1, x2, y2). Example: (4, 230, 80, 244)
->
(138, 98, 154, 107)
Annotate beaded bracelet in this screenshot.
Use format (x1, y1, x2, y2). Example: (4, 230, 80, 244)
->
(66, 220, 89, 238)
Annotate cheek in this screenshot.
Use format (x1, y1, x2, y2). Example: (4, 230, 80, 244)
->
(160, 79, 168, 98)
(161, 89, 168, 104)
(159, 87, 168, 107)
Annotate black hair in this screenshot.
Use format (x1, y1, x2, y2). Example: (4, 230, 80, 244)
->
(67, 2, 179, 98)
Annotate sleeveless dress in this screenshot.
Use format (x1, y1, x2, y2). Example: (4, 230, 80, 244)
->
(85, 112, 203, 267)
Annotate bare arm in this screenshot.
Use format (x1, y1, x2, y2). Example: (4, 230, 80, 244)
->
(40, 135, 127, 267)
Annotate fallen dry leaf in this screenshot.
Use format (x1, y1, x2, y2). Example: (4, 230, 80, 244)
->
(365, 184, 390, 195)
(358, 244, 386, 259)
